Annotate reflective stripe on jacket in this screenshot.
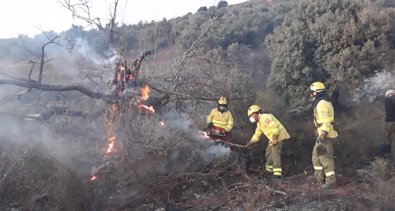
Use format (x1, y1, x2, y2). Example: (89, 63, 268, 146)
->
(207, 108, 234, 132)
(314, 100, 338, 138)
(251, 113, 290, 143)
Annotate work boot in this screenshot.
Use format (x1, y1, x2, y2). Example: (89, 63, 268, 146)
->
(307, 176, 323, 186)
(321, 182, 337, 190)
(267, 174, 282, 180)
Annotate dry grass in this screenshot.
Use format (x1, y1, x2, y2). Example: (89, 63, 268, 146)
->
(370, 158, 395, 210)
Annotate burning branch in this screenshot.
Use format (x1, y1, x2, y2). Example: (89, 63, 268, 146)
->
(137, 104, 155, 113)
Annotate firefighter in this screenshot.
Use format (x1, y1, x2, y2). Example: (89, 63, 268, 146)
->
(384, 89, 395, 159)
(310, 82, 338, 189)
(245, 105, 290, 178)
(206, 96, 234, 146)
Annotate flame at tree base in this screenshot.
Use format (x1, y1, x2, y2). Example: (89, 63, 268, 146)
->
(106, 137, 116, 154)
(90, 175, 97, 181)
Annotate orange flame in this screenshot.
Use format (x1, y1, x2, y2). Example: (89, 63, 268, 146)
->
(137, 104, 155, 113)
(140, 85, 151, 100)
(106, 137, 116, 153)
(112, 103, 118, 111)
(90, 175, 97, 181)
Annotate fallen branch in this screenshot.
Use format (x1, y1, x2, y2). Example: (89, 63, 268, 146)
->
(0, 79, 115, 102)
(264, 185, 287, 196)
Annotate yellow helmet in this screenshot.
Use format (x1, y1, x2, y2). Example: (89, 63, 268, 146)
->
(247, 105, 261, 117)
(310, 82, 326, 92)
(218, 96, 227, 105)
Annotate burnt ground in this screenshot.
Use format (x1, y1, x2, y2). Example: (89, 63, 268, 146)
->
(135, 154, 393, 211)
(0, 102, 394, 210)
(1, 139, 392, 211)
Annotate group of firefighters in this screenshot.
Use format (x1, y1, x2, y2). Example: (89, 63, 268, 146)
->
(206, 82, 395, 190)
(110, 53, 395, 190)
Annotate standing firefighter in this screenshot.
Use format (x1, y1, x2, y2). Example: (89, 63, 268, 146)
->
(384, 89, 395, 159)
(206, 96, 234, 146)
(245, 105, 290, 178)
(310, 82, 338, 189)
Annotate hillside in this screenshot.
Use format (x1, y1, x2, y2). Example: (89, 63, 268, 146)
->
(0, 0, 395, 210)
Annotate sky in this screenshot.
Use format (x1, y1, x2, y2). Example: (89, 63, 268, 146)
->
(0, 0, 248, 39)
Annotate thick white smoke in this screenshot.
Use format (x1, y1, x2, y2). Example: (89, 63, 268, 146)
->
(353, 72, 395, 102)
(162, 108, 232, 163)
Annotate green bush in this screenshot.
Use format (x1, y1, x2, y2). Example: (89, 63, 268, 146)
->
(265, 0, 395, 107)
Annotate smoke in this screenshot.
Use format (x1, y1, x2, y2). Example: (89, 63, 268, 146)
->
(45, 37, 113, 88)
(162, 108, 232, 163)
(199, 144, 231, 163)
(353, 72, 395, 102)
(162, 108, 195, 132)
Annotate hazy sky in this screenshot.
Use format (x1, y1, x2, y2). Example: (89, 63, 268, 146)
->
(0, 0, 248, 39)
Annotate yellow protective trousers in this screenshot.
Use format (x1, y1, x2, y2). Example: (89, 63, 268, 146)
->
(312, 139, 336, 184)
(265, 141, 283, 176)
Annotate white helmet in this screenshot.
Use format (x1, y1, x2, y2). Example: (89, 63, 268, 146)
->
(385, 89, 395, 97)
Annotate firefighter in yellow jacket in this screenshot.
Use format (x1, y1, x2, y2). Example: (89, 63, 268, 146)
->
(207, 96, 234, 145)
(310, 82, 338, 189)
(245, 105, 290, 178)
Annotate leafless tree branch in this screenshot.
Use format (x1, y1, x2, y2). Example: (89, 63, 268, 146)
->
(60, 0, 119, 49)
(38, 35, 61, 83)
(0, 79, 115, 102)
(59, 0, 104, 31)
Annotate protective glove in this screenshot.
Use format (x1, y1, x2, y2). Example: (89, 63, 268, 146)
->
(269, 139, 278, 146)
(244, 141, 255, 148)
(207, 122, 214, 130)
(316, 131, 328, 144)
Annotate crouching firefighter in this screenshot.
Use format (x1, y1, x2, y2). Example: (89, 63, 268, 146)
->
(245, 105, 290, 178)
(310, 82, 338, 190)
(206, 96, 234, 148)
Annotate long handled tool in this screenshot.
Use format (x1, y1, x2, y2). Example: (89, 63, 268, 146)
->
(198, 130, 245, 148)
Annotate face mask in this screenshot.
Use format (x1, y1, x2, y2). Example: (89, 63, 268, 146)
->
(219, 106, 226, 111)
(249, 116, 256, 123)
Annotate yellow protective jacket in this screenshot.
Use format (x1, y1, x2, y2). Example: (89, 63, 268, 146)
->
(251, 113, 290, 143)
(207, 108, 234, 132)
(314, 100, 338, 138)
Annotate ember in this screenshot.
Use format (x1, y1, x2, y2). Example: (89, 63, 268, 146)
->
(112, 103, 118, 111)
(140, 85, 151, 100)
(106, 137, 116, 153)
